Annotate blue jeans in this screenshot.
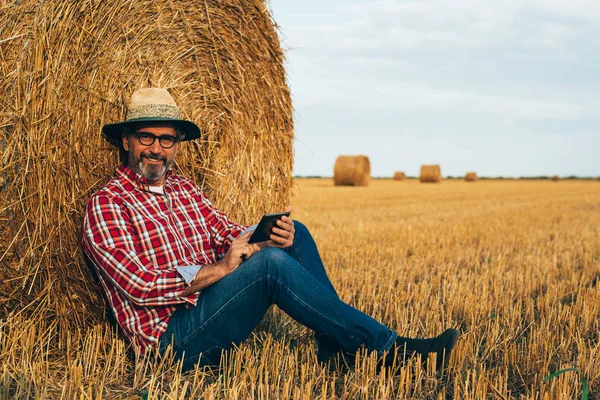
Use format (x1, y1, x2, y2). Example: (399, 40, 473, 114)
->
(159, 221, 397, 371)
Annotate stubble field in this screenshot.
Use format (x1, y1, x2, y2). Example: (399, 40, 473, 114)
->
(2, 178, 600, 399)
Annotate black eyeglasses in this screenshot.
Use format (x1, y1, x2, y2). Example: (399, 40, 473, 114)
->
(132, 132, 179, 149)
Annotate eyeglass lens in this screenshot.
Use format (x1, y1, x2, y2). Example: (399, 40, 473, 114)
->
(136, 132, 178, 148)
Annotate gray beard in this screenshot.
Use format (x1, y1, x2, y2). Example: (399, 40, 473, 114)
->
(128, 152, 172, 182)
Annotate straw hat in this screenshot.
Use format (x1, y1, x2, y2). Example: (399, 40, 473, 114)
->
(102, 88, 201, 142)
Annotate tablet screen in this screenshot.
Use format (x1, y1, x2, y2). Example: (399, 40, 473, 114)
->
(248, 212, 291, 244)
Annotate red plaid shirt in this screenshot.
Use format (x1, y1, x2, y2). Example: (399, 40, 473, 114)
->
(82, 166, 245, 350)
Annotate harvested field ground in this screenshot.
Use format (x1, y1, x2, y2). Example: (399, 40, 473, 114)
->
(2, 178, 600, 399)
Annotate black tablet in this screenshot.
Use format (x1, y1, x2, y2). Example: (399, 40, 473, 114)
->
(248, 212, 291, 244)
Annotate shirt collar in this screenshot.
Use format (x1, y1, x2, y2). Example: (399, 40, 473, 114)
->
(116, 165, 173, 192)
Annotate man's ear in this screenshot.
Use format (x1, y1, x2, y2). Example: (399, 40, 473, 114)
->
(122, 133, 129, 151)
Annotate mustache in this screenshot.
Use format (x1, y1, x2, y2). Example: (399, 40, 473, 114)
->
(141, 153, 167, 162)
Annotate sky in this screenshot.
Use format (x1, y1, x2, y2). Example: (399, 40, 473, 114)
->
(268, 0, 600, 178)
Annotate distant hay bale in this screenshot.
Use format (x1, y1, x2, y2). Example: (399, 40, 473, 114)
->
(552, 175, 560, 181)
(0, 0, 293, 328)
(465, 172, 478, 182)
(334, 156, 371, 186)
(393, 172, 407, 181)
(419, 165, 442, 183)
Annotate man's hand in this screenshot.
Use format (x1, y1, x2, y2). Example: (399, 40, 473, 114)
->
(220, 231, 261, 272)
(181, 231, 261, 296)
(266, 206, 295, 249)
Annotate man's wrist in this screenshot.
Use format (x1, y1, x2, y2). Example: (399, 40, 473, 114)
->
(182, 260, 228, 296)
(213, 258, 226, 274)
(212, 258, 234, 280)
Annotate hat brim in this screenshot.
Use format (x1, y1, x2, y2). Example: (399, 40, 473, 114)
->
(102, 117, 201, 143)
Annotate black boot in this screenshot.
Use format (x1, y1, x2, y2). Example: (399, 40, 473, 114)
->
(430, 328, 460, 372)
(383, 328, 460, 373)
(383, 336, 432, 369)
(316, 335, 355, 371)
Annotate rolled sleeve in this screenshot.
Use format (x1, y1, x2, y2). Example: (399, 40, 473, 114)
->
(241, 224, 258, 236)
(175, 265, 203, 284)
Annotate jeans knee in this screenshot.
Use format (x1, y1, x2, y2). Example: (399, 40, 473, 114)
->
(255, 247, 289, 266)
(247, 248, 295, 285)
(292, 220, 311, 242)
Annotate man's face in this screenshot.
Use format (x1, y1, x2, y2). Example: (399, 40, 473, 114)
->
(122, 123, 179, 184)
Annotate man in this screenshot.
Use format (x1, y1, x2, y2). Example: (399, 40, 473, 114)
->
(83, 88, 460, 373)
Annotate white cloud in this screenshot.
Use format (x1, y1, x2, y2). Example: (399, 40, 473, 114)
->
(271, 0, 600, 176)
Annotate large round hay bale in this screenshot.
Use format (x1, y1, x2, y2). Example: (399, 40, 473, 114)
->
(0, 0, 293, 328)
(552, 175, 560, 182)
(334, 156, 371, 186)
(465, 172, 478, 182)
(419, 165, 442, 183)
(393, 172, 407, 181)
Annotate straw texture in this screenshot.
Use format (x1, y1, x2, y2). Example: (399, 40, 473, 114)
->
(419, 165, 442, 183)
(0, 0, 293, 329)
(333, 155, 371, 187)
